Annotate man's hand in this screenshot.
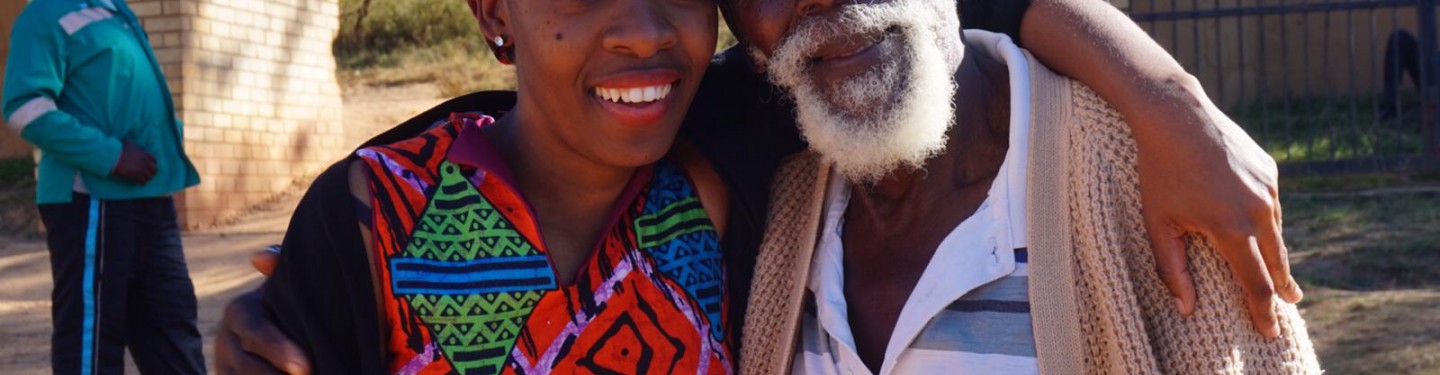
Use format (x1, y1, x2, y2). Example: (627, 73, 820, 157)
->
(111, 141, 157, 184)
(1136, 96, 1302, 339)
(214, 248, 308, 374)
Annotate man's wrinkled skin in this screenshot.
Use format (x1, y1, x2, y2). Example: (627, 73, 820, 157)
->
(215, 0, 1304, 373)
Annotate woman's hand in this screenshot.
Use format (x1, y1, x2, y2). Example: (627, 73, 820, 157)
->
(1020, 0, 1301, 338)
(1133, 84, 1302, 338)
(213, 250, 309, 375)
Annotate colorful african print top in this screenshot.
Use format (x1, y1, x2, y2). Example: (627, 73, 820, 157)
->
(355, 113, 732, 375)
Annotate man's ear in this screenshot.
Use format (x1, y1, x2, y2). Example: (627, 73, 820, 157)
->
(471, 0, 513, 64)
(746, 44, 767, 73)
(717, 9, 765, 73)
(729, 40, 766, 74)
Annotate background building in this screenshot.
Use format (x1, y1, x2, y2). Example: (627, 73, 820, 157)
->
(0, 0, 347, 229)
(1, 0, 33, 159)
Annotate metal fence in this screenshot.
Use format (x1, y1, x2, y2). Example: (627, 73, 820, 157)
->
(1127, 0, 1440, 174)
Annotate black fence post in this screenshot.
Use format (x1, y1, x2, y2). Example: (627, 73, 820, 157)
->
(1421, 0, 1440, 156)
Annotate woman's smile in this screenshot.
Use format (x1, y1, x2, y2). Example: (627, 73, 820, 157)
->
(590, 68, 683, 127)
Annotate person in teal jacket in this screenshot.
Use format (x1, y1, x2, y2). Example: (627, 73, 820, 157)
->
(2, 0, 204, 373)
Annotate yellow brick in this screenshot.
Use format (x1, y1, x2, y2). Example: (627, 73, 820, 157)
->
(131, 2, 162, 17)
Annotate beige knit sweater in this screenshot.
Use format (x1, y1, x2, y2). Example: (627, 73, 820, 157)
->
(738, 51, 1322, 374)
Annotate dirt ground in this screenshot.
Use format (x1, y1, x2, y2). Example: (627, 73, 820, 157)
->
(1284, 190, 1440, 374)
(0, 202, 290, 374)
(339, 82, 447, 150)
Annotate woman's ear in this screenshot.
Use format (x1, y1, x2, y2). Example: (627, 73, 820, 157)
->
(471, 0, 514, 64)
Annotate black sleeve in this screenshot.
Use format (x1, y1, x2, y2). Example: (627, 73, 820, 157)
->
(960, 0, 1033, 40)
(683, 47, 806, 351)
(262, 160, 385, 375)
(357, 91, 518, 150)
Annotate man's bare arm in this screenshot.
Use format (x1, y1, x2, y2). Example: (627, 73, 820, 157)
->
(1020, 0, 1300, 338)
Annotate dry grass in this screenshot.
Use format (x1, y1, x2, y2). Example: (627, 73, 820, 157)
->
(338, 43, 515, 98)
(335, 14, 737, 99)
(1283, 189, 1440, 374)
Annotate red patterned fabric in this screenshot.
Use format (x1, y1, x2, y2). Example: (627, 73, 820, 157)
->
(356, 114, 731, 375)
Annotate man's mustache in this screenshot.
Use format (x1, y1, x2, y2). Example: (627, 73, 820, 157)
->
(768, 5, 898, 68)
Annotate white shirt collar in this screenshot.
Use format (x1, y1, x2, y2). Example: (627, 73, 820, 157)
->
(803, 29, 1036, 375)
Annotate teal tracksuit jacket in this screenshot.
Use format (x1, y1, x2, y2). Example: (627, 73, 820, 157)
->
(3, 0, 198, 204)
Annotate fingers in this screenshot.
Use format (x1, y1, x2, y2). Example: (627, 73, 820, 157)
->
(215, 323, 289, 375)
(1146, 217, 1196, 316)
(251, 247, 280, 277)
(1213, 231, 1280, 338)
(143, 152, 157, 174)
(1258, 197, 1302, 304)
(222, 290, 311, 375)
(140, 149, 157, 183)
(117, 142, 159, 184)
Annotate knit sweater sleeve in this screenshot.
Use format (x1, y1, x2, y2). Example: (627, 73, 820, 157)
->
(738, 153, 829, 375)
(1027, 55, 1323, 374)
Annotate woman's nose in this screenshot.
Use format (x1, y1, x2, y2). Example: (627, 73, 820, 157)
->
(603, 1, 680, 58)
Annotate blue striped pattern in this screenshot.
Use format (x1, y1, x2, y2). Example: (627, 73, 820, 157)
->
(911, 248, 1034, 357)
(390, 255, 557, 295)
(81, 197, 100, 375)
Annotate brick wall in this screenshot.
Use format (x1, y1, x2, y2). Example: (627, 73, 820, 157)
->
(0, 1, 36, 159)
(130, 0, 345, 229)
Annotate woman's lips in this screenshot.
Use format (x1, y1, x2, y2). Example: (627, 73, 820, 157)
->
(591, 69, 682, 127)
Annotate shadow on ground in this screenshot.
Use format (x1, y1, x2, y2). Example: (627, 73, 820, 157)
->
(1285, 190, 1440, 374)
(0, 231, 280, 374)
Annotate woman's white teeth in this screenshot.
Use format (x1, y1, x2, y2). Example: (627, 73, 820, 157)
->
(597, 84, 672, 104)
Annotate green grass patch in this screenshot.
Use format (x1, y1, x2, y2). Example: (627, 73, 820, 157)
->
(0, 157, 35, 184)
(1230, 93, 1429, 164)
(0, 157, 38, 238)
(1281, 172, 1440, 193)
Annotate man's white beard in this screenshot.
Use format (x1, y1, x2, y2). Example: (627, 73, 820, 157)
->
(756, 1, 963, 184)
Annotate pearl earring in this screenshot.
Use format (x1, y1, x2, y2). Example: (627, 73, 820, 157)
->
(494, 35, 506, 48)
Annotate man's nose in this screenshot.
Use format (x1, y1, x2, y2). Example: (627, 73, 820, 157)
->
(795, 0, 838, 17)
(603, 1, 679, 58)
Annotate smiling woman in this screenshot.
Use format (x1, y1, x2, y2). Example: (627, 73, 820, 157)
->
(257, 0, 737, 374)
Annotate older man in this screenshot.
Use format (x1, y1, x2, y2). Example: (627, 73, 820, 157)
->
(729, 0, 1319, 374)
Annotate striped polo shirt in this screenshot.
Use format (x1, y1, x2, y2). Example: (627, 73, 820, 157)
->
(791, 30, 1038, 375)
